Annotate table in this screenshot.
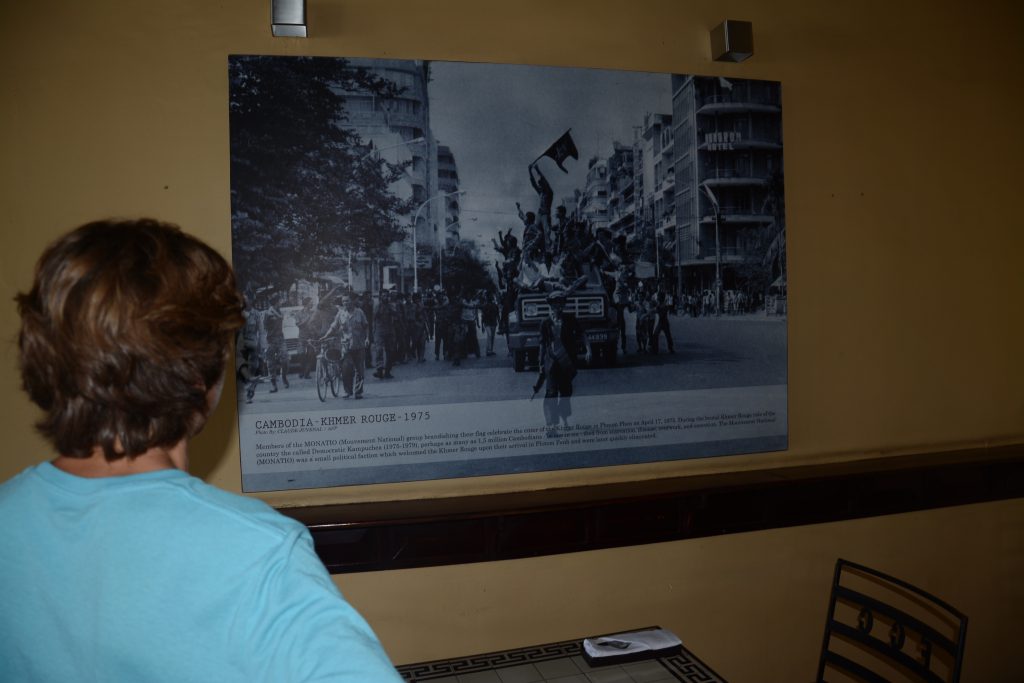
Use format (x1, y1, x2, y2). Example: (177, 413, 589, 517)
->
(397, 628, 727, 683)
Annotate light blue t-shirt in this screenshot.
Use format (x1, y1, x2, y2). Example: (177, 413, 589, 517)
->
(0, 462, 404, 682)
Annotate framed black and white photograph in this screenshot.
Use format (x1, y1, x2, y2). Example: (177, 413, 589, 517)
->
(229, 55, 788, 492)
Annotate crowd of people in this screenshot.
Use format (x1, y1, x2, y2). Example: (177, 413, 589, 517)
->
(236, 164, 771, 404)
(492, 165, 625, 314)
(237, 285, 504, 402)
(490, 161, 686, 358)
(678, 288, 764, 318)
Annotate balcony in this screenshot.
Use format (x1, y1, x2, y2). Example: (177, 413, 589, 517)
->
(656, 175, 675, 196)
(700, 205, 774, 225)
(700, 215, 774, 227)
(682, 247, 748, 266)
(696, 93, 780, 115)
(609, 211, 634, 233)
(701, 169, 771, 187)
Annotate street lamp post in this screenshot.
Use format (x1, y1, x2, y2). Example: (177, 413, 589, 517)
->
(357, 136, 427, 294)
(437, 216, 478, 290)
(654, 224, 660, 279)
(410, 189, 466, 293)
(701, 182, 722, 315)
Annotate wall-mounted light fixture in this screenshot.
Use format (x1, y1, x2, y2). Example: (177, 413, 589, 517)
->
(272, 0, 307, 37)
(711, 20, 753, 62)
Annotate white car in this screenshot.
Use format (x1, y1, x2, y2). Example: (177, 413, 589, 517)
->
(279, 305, 305, 360)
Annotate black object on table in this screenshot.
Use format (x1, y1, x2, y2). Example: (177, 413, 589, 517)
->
(397, 627, 727, 682)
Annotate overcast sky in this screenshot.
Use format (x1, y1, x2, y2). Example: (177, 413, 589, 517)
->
(427, 61, 673, 260)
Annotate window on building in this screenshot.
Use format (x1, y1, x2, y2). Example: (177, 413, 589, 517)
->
(678, 162, 693, 186)
(386, 99, 421, 116)
(384, 70, 415, 90)
(347, 97, 373, 113)
(679, 197, 693, 222)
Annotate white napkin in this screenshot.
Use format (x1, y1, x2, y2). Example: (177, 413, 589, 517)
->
(583, 628, 682, 660)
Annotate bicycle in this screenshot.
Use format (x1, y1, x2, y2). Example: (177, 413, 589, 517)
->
(311, 338, 343, 402)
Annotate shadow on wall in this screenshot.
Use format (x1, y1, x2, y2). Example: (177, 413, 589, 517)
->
(189, 372, 239, 481)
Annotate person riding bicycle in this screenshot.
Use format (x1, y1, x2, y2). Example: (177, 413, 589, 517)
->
(320, 293, 369, 399)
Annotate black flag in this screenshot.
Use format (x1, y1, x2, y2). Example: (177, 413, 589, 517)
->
(540, 130, 579, 173)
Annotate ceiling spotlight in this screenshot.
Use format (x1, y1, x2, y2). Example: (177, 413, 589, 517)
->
(272, 0, 307, 38)
(711, 20, 753, 62)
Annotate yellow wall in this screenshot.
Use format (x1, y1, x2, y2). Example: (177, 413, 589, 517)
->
(2, 1, 1023, 680)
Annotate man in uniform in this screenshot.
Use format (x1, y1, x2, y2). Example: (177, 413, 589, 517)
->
(480, 292, 499, 357)
(651, 290, 675, 354)
(293, 296, 316, 379)
(373, 291, 396, 379)
(538, 290, 591, 437)
(264, 293, 289, 392)
(410, 292, 428, 362)
(433, 291, 452, 361)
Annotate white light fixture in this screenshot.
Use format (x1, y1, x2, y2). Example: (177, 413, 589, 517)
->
(272, 0, 307, 37)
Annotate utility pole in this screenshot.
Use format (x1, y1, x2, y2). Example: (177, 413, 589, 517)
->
(410, 189, 466, 293)
(701, 182, 723, 315)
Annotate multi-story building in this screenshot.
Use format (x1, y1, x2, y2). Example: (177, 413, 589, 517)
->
(333, 58, 436, 292)
(578, 157, 609, 231)
(631, 126, 646, 264)
(671, 75, 783, 300)
(639, 112, 674, 278)
(436, 144, 462, 253)
(606, 142, 635, 240)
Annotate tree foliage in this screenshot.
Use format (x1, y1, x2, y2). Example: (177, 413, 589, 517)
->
(429, 245, 494, 298)
(733, 169, 787, 294)
(228, 55, 412, 295)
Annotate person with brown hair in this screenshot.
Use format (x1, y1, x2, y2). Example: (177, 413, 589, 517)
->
(0, 219, 402, 682)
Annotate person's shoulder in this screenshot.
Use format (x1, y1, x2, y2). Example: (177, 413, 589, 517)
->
(0, 465, 38, 506)
(168, 474, 304, 540)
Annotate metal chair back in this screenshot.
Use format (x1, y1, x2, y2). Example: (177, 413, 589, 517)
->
(816, 558, 967, 683)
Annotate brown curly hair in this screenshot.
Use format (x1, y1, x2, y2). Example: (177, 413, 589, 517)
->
(16, 219, 245, 459)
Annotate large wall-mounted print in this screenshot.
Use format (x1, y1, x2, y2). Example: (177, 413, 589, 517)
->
(229, 55, 788, 493)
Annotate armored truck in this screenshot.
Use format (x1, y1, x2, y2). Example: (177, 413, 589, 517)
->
(505, 283, 619, 372)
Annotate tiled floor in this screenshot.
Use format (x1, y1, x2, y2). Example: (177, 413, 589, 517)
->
(397, 635, 725, 683)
